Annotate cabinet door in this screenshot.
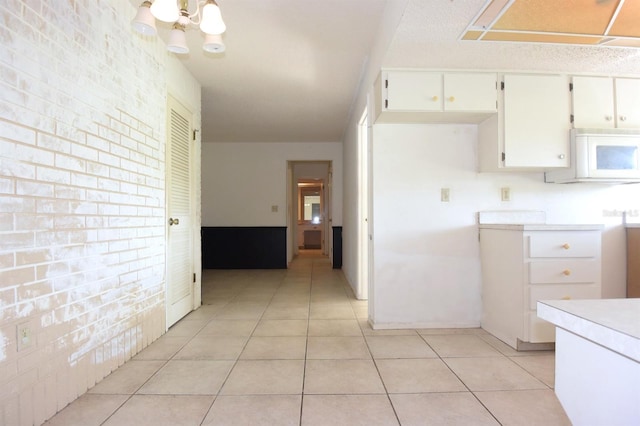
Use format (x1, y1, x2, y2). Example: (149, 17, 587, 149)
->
(443, 73, 497, 112)
(572, 76, 615, 128)
(615, 78, 640, 128)
(385, 71, 442, 111)
(503, 74, 571, 168)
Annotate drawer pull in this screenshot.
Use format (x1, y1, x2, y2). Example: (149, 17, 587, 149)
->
(562, 269, 571, 276)
(562, 243, 570, 250)
(562, 296, 571, 300)
(432, 95, 439, 102)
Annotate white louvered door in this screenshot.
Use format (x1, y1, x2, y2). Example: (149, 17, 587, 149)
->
(166, 96, 194, 327)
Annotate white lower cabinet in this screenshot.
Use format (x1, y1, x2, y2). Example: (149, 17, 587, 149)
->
(479, 225, 602, 350)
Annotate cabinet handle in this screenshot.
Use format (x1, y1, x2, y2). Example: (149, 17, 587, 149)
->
(558, 154, 565, 160)
(605, 115, 613, 121)
(432, 96, 439, 102)
(562, 295, 571, 300)
(448, 96, 455, 102)
(620, 115, 627, 122)
(562, 243, 570, 250)
(562, 269, 571, 276)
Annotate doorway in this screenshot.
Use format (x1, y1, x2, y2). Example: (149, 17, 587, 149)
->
(287, 161, 332, 265)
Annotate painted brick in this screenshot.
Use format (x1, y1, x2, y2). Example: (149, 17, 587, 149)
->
(56, 184, 87, 200)
(0, 232, 35, 251)
(15, 214, 53, 231)
(0, 253, 14, 268)
(54, 153, 85, 173)
(56, 122, 86, 145)
(85, 134, 110, 152)
(1, 0, 201, 423)
(36, 133, 70, 155)
(97, 151, 120, 168)
(70, 142, 98, 162)
(15, 249, 52, 266)
(16, 180, 53, 197)
(0, 176, 14, 194)
(0, 157, 36, 180)
(35, 199, 69, 214)
(0, 357, 18, 384)
(35, 165, 70, 184)
(0, 120, 36, 145)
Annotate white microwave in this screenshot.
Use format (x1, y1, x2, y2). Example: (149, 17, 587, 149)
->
(545, 129, 640, 184)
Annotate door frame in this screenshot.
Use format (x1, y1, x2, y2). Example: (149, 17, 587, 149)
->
(357, 108, 370, 300)
(287, 160, 332, 263)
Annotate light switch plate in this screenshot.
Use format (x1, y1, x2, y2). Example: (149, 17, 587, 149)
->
(501, 187, 511, 202)
(441, 188, 450, 202)
(17, 321, 33, 351)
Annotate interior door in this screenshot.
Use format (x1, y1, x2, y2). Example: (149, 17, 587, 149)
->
(166, 95, 194, 327)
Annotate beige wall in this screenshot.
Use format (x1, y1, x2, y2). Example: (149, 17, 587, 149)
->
(0, 1, 201, 424)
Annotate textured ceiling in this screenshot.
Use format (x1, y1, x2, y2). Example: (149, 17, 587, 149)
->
(132, 0, 640, 143)
(383, 0, 640, 74)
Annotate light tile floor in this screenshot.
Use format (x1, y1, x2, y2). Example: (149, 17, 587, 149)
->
(45, 254, 570, 425)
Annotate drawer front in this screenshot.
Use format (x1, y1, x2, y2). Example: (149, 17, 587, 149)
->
(528, 313, 556, 343)
(529, 259, 599, 284)
(528, 232, 600, 258)
(528, 283, 601, 310)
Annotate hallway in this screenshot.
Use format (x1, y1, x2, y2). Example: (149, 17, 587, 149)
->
(45, 254, 569, 425)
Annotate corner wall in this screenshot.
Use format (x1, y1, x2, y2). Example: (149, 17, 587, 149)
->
(0, 2, 201, 424)
(371, 123, 639, 328)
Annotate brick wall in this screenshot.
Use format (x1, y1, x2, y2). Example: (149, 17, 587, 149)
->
(0, 1, 201, 424)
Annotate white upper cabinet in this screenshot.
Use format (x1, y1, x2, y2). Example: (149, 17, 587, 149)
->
(503, 74, 571, 168)
(479, 74, 571, 171)
(385, 71, 443, 111)
(572, 76, 615, 128)
(615, 78, 640, 128)
(443, 73, 497, 112)
(572, 76, 640, 129)
(375, 71, 497, 123)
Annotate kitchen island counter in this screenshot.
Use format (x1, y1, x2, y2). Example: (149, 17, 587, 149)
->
(537, 298, 640, 425)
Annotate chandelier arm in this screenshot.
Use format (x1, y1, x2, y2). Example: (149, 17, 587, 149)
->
(185, 1, 209, 26)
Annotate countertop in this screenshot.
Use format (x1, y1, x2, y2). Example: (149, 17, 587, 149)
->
(626, 223, 640, 229)
(479, 224, 604, 231)
(537, 299, 640, 362)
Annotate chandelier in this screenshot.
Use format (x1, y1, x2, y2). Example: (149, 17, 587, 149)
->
(132, 0, 226, 54)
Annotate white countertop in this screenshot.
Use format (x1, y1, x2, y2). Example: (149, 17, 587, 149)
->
(479, 224, 604, 231)
(537, 299, 640, 362)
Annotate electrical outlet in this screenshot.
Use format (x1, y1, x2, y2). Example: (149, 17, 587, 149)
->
(17, 322, 32, 351)
(441, 188, 450, 202)
(501, 187, 511, 202)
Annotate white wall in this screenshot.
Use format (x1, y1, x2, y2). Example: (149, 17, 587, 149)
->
(202, 142, 343, 227)
(341, 0, 410, 295)
(0, 1, 201, 424)
(370, 123, 640, 328)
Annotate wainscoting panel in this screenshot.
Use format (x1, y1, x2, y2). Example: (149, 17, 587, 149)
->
(333, 226, 342, 269)
(202, 227, 287, 269)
